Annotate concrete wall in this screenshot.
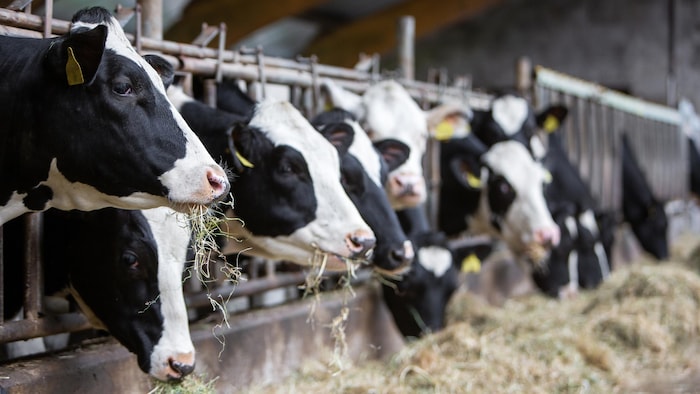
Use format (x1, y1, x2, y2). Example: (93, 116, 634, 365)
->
(401, 0, 700, 108)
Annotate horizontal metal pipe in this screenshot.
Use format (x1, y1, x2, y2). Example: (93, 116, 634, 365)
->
(0, 313, 91, 343)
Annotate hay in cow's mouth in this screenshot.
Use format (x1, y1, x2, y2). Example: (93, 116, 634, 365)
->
(299, 248, 363, 374)
(149, 373, 218, 393)
(186, 199, 242, 340)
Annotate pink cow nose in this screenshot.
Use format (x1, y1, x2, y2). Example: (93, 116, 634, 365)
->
(206, 167, 230, 201)
(534, 226, 560, 247)
(346, 229, 377, 259)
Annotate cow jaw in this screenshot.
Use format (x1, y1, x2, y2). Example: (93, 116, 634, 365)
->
(142, 207, 196, 381)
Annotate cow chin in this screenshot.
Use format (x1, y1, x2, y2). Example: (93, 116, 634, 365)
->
(388, 192, 426, 210)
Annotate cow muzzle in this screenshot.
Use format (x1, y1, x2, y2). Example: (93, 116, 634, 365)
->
(152, 351, 195, 381)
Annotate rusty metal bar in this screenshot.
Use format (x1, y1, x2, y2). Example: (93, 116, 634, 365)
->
(22, 213, 42, 321)
(0, 313, 91, 343)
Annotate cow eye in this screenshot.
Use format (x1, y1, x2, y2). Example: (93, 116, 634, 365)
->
(121, 252, 139, 271)
(113, 82, 133, 96)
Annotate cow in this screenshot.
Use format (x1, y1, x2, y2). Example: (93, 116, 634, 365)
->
(2, 207, 194, 381)
(310, 108, 415, 274)
(382, 205, 493, 339)
(0, 7, 230, 225)
(167, 85, 375, 271)
(468, 94, 612, 296)
(621, 133, 669, 260)
(438, 135, 560, 264)
(321, 79, 474, 210)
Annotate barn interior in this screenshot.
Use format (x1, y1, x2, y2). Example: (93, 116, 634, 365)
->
(1, 0, 700, 393)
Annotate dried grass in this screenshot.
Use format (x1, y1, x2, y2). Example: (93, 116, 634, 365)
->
(149, 374, 218, 394)
(249, 243, 700, 393)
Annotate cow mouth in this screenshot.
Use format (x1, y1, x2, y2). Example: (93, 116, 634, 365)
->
(311, 247, 372, 272)
(524, 242, 550, 268)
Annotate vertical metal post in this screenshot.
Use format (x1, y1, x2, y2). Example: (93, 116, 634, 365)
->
(516, 56, 533, 102)
(23, 213, 43, 321)
(203, 79, 217, 109)
(139, 0, 163, 40)
(667, 0, 677, 107)
(397, 16, 415, 81)
(43, 0, 53, 38)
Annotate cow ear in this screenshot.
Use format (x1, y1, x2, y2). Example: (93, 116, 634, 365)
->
(426, 102, 473, 140)
(450, 156, 482, 190)
(56, 24, 107, 86)
(321, 78, 365, 120)
(318, 123, 354, 155)
(143, 55, 175, 89)
(536, 105, 568, 133)
(229, 124, 257, 173)
(374, 139, 410, 172)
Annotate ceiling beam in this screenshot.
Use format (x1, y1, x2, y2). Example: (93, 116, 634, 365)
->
(304, 0, 503, 68)
(165, 0, 329, 47)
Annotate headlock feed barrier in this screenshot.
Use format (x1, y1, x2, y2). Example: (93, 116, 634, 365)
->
(0, 1, 692, 375)
(534, 66, 688, 212)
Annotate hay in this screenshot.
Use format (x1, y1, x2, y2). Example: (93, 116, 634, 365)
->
(248, 258, 700, 393)
(148, 374, 218, 394)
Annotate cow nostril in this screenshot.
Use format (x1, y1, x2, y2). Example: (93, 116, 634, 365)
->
(348, 231, 376, 257)
(206, 168, 230, 199)
(169, 358, 195, 379)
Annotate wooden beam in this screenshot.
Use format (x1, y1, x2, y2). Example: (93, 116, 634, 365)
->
(165, 0, 329, 47)
(304, 0, 503, 67)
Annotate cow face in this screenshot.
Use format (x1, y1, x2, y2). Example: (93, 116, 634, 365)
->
(443, 140, 559, 264)
(322, 79, 472, 210)
(224, 100, 375, 270)
(0, 208, 195, 380)
(312, 109, 414, 274)
(0, 7, 229, 225)
(55, 208, 194, 381)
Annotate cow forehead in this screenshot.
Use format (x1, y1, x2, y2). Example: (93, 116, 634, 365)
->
(483, 141, 545, 189)
(348, 121, 383, 187)
(363, 82, 428, 148)
(251, 99, 341, 167)
(491, 95, 529, 136)
(417, 246, 453, 278)
(71, 18, 166, 94)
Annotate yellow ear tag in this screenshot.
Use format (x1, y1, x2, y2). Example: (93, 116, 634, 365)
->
(461, 253, 481, 273)
(543, 115, 560, 133)
(466, 171, 482, 188)
(65, 47, 85, 86)
(235, 150, 255, 168)
(543, 169, 553, 184)
(434, 120, 455, 141)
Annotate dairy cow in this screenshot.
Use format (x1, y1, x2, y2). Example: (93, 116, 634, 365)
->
(2, 207, 194, 381)
(310, 109, 415, 274)
(621, 134, 669, 260)
(322, 79, 472, 210)
(0, 7, 229, 225)
(168, 86, 375, 271)
(470, 94, 612, 296)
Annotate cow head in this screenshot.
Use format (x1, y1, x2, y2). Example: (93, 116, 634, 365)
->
(443, 139, 560, 265)
(224, 100, 376, 270)
(311, 108, 415, 274)
(0, 7, 230, 224)
(322, 79, 472, 210)
(37, 207, 194, 381)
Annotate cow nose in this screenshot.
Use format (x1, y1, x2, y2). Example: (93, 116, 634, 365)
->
(347, 230, 376, 258)
(206, 167, 230, 201)
(167, 357, 195, 380)
(534, 226, 560, 248)
(388, 240, 415, 269)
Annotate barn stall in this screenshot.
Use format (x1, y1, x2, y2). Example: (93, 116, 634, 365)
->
(0, 0, 699, 393)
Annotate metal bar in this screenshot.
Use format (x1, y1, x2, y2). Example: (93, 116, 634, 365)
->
(0, 313, 91, 343)
(22, 212, 42, 321)
(42, 0, 51, 38)
(397, 16, 415, 81)
(139, 0, 162, 40)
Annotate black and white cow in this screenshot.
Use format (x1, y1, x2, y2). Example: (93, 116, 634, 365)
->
(322, 79, 473, 210)
(621, 133, 669, 260)
(439, 135, 560, 264)
(167, 86, 375, 271)
(310, 108, 415, 274)
(469, 94, 612, 296)
(2, 207, 194, 381)
(383, 205, 493, 339)
(0, 7, 229, 225)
